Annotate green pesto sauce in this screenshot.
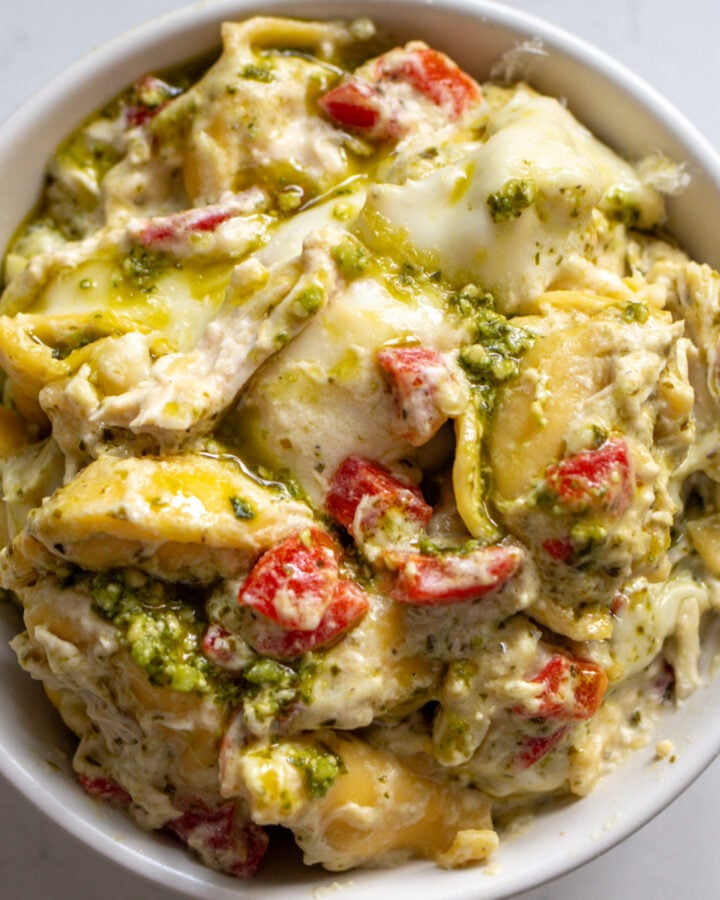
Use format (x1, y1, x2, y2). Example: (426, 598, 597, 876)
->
(55, 128, 123, 193)
(486, 178, 537, 223)
(452, 285, 533, 414)
(621, 300, 650, 323)
(569, 521, 608, 554)
(239, 63, 276, 83)
(292, 285, 325, 319)
(49, 314, 121, 360)
(90, 570, 211, 693)
(603, 186, 642, 228)
(331, 238, 372, 280)
(229, 495, 256, 519)
(121, 245, 172, 294)
(89, 570, 322, 707)
(434, 710, 472, 758)
(287, 742, 346, 798)
(243, 657, 317, 721)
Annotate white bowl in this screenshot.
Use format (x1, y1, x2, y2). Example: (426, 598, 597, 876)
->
(1, 1, 720, 898)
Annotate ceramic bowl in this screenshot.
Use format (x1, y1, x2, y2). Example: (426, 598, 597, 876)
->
(1, 1, 720, 897)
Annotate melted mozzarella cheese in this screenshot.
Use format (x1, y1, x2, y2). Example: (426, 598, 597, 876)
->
(358, 88, 663, 313)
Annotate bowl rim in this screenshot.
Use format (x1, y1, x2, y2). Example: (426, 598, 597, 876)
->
(1, 1, 720, 898)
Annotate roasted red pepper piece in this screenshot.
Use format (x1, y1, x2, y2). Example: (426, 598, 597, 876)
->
(610, 591, 629, 618)
(202, 623, 249, 672)
(325, 455, 432, 537)
(247, 578, 370, 659)
(512, 652, 608, 768)
(652, 661, 675, 702)
(139, 206, 235, 248)
(166, 801, 268, 878)
(515, 725, 572, 769)
(376, 345, 455, 446)
(318, 78, 387, 134)
(78, 773, 132, 805)
(319, 45, 481, 140)
(390, 544, 522, 605)
(124, 74, 182, 126)
(519, 652, 608, 721)
(238, 527, 339, 631)
(375, 46, 481, 117)
(203, 623, 235, 665)
(543, 438, 633, 516)
(541, 536, 575, 562)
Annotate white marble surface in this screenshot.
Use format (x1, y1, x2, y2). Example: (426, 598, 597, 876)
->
(0, 1, 719, 898)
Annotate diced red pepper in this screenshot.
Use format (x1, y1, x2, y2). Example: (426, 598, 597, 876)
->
(652, 661, 675, 702)
(125, 106, 157, 128)
(325, 455, 432, 537)
(376, 345, 454, 446)
(167, 801, 232, 847)
(238, 528, 339, 632)
(247, 577, 370, 659)
(512, 652, 608, 767)
(515, 725, 572, 769)
(375, 46, 481, 117)
(390, 544, 522, 605)
(542, 537, 575, 562)
(166, 800, 268, 878)
(78, 773, 132, 805)
(203, 624, 234, 665)
(543, 438, 634, 516)
(610, 591, 629, 618)
(124, 74, 182, 127)
(519, 652, 608, 721)
(139, 207, 235, 249)
(202, 623, 248, 672)
(318, 45, 481, 141)
(318, 78, 388, 135)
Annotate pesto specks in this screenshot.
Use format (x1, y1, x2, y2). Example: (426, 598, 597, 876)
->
(331, 239, 372, 279)
(229, 496, 256, 520)
(90, 570, 211, 693)
(487, 178, 537, 223)
(287, 742, 346, 798)
(242, 657, 317, 721)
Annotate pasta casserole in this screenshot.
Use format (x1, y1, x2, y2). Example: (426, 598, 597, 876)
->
(1, 14, 719, 877)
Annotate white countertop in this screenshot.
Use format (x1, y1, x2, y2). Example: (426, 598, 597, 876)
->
(0, 1, 718, 898)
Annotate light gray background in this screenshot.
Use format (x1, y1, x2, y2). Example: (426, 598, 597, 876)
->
(0, 1, 718, 897)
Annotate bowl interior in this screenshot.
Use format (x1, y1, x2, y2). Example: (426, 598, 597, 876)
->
(1, 1, 720, 898)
